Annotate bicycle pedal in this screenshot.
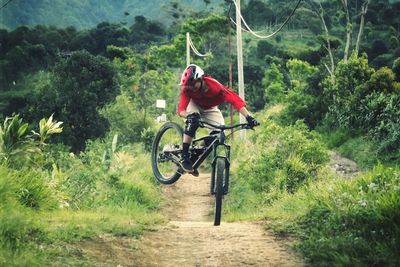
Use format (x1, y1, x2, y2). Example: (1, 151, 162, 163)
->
(189, 169, 199, 177)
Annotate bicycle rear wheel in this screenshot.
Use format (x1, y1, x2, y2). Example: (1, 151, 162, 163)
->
(151, 122, 183, 184)
(214, 158, 225, 226)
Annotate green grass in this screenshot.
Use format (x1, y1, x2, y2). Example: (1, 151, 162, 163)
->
(224, 107, 400, 266)
(265, 164, 400, 266)
(0, 137, 164, 266)
(319, 128, 380, 169)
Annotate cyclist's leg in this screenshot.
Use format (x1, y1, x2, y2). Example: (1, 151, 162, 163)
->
(180, 100, 201, 172)
(183, 100, 201, 143)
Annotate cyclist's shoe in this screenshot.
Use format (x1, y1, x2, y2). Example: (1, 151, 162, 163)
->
(190, 169, 199, 177)
(179, 155, 194, 172)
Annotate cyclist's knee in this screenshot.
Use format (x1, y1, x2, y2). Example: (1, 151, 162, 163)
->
(184, 123, 199, 137)
(184, 112, 200, 137)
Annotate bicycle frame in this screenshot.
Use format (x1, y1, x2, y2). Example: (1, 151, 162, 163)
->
(188, 121, 249, 194)
(152, 120, 253, 225)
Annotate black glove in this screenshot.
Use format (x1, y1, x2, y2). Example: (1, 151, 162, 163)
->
(246, 115, 259, 128)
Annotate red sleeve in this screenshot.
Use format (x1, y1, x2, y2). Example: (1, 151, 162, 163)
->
(221, 84, 246, 111)
(177, 89, 190, 114)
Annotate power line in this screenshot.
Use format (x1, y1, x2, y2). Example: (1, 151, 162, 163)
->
(188, 34, 208, 57)
(0, 0, 15, 10)
(229, 0, 302, 39)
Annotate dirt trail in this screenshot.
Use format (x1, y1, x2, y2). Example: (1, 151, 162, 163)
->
(328, 151, 360, 177)
(79, 173, 305, 267)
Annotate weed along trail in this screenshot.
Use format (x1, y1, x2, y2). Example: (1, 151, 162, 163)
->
(126, 173, 305, 267)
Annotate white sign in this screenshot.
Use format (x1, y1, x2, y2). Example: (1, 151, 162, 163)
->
(156, 113, 167, 123)
(156, 99, 166, 109)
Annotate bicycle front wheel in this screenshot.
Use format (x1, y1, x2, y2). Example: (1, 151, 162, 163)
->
(151, 122, 183, 184)
(214, 158, 225, 226)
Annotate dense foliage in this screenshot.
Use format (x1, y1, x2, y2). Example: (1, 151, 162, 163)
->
(0, 0, 221, 29)
(0, 0, 399, 265)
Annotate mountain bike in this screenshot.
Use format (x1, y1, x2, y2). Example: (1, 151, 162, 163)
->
(151, 120, 254, 226)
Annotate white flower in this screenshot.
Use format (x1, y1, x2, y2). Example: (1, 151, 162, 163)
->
(358, 199, 367, 207)
(368, 182, 377, 191)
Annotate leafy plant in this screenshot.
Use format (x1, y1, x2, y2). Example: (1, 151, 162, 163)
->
(0, 114, 63, 168)
(0, 115, 39, 167)
(262, 63, 287, 105)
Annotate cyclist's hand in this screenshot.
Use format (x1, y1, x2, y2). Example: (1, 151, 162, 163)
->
(246, 115, 259, 128)
(186, 112, 200, 126)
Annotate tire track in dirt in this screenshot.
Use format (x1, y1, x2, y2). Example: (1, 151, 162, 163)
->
(78, 173, 306, 267)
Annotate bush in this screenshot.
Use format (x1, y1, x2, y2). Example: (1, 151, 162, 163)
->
(336, 136, 379, 169)
(263, 164, 400, 266)
(324, 52, 374, 129)
(101, 93, 153, 145)
(393, 57, 400, 81)
(262, 63, 287, 105)
(16, 169, 57, 210)
(0, 166, 44, 254)
(298, 165, 400, 266)
(236, 120, 329, 202)
(284, 155, 310, 193)
(370, 53, 394, 69)
(0, 208, 41, 251)
(279, 59, 327, 128)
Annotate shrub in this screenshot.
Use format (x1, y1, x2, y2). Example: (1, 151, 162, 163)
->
(324, 52, 374, 129)
(59, 161, 101, 209)
(0, 208, 41, 251)
(16, 169, 57, 210)
(393, 57, 400, 81)
(0, 166, 44, 254)
(370, 53, 395, 69)
(262, 63, 287, 105)
(236, 120, 329, 202)
(101, 93, 153, 144)
(0, 114, 63, 168)
(284, 155, 310, 193)
(298, 165, 400, 266)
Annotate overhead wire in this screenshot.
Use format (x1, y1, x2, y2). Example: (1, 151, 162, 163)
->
(188, 34, 208, 57)
(229, 0, 302, 39)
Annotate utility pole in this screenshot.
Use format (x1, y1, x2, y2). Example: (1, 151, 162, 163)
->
(228, 24, 234, 139)
(235, 0, 246, 138)
(186, 32, 190, 66)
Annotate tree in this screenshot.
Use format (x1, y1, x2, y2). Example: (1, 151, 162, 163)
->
(324, 52, 374, 128)
(341, 0, 352, 62)
(262, 63, 287, 105)
(355, 0, 371, 52)
(301, 1, 337, 81)
(37, 50, 119, 152)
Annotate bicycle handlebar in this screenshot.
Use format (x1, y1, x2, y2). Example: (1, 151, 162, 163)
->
(199, 120, 254, 130)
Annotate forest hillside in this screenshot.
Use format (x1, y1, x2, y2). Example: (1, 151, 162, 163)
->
(0, 0, 399, 266)
(0, 0, 224, 29)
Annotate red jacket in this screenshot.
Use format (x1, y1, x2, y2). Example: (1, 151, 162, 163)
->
(177, 75, 246, 114)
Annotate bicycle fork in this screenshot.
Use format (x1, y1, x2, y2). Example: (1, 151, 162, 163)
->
(210, 143, 231, 195)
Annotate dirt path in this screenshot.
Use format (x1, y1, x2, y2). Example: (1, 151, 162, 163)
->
(79, 173, 306, 267)
(328, 151, 360, 177)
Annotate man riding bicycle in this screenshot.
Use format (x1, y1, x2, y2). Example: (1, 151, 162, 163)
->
(177, 64, 259, 173)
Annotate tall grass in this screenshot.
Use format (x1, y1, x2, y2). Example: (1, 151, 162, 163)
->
(265, 165, 400, 266)
(0, 131, 163, 266)
(225, 107, 400, 266)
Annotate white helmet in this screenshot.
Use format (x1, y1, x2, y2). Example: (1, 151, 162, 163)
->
(179, 64, 204, 86)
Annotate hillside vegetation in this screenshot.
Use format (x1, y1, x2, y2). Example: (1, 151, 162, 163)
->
(0, 0, 399, 266)
(0, 0, 223, 29)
